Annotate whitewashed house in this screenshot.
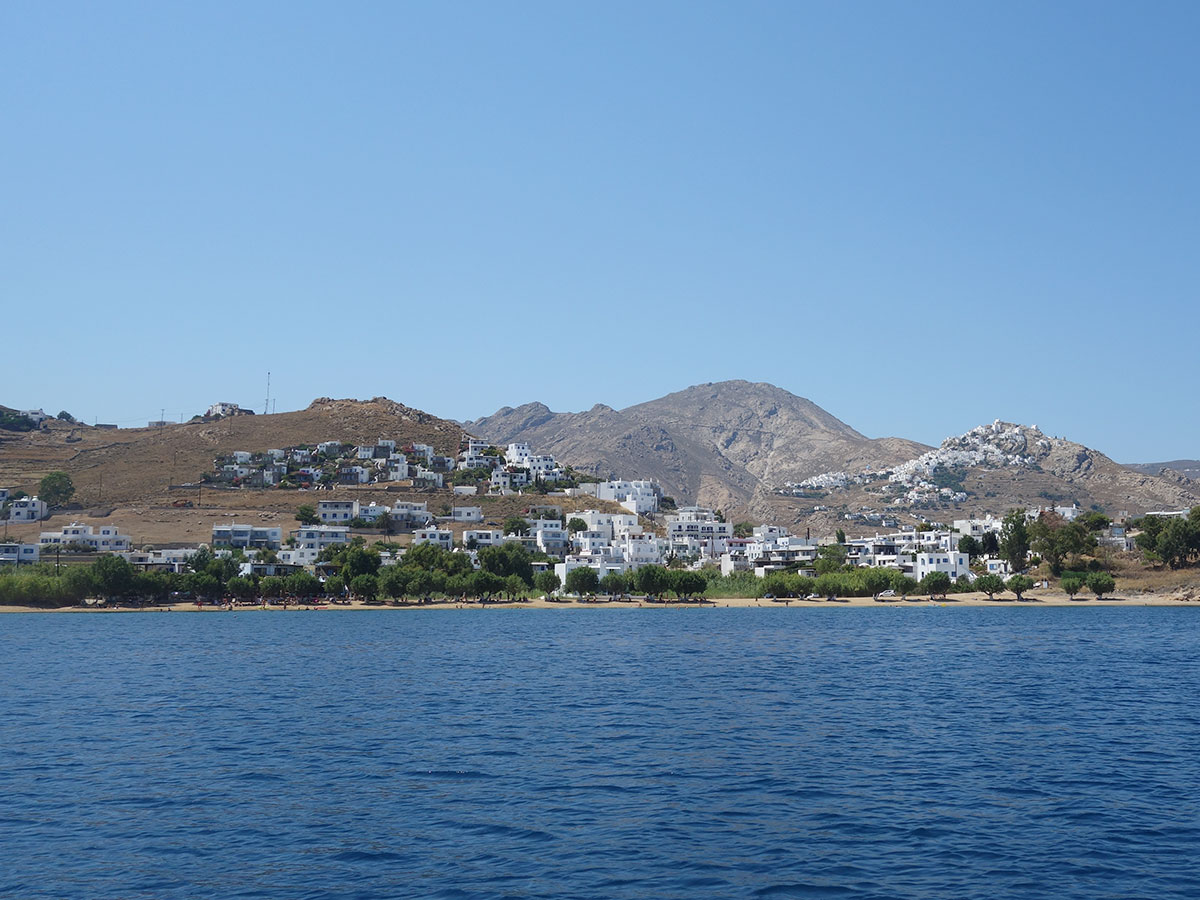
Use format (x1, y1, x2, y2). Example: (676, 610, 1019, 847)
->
(0, 542, 40, 565)
(40, 522, 133, 552)
(412, 528, 453, 551)
(319, 500, 359, 523)
(7, 497, 47, 522)
(210, 523, 282, 550)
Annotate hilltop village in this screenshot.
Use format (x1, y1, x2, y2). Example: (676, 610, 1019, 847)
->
(2, 401, 1198, 606)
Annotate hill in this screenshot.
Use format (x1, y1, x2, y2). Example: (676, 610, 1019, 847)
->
(465, 381, 930, 515)
(1125, 459, 1200, 481)
(0, 397, 464, 509)
(754, 421, 1199, 533)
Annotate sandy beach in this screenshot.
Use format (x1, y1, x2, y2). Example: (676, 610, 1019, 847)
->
(2, 591, 1197, 613)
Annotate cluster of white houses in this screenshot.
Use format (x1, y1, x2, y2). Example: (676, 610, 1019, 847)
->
(204, 435, 662, 517)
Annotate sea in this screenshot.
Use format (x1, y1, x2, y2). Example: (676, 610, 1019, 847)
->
(2, 607, 1198, 900)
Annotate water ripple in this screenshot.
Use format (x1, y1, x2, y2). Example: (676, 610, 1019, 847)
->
(1, 608, 1198, 899)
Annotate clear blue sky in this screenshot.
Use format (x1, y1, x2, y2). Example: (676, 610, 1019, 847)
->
(3, 1, 1197, 461)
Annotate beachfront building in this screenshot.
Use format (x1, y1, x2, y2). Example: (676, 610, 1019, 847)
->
(666, 507, 733, 557)
(913, 551, 971, 582)
(319, 499, 359, 523)
(0, 542, 40, 565)
(39, 522, 134, 552)
(7, 497, 47, 522)
(286, 525, 350, 565)
(210, 523, 282, 550)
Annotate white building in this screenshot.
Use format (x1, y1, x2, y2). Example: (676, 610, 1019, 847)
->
(914, 551, 971, 582)
(451, 506, 483, 523)
(463, 529, 505, 548)
(356, 502, 391, 523)
(40, 522, 133, 552)
(666, 507, 733, 556)
(7, 497, 47, 522)
(210, 523, 282, 549)
(506, 442, 532, 466)
(576, 510, 642, 541)
(291, 525, 350, 559)
(319, 499, 359, 523)
(412, 528, 454, 551)
(596, 480, 660, 514)
(389, 501, 432, 526)
(206, 401, 246, 418)
(0, 542, 40, 565)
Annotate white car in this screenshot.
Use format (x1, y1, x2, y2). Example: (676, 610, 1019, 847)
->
(876, 589, 896, 598)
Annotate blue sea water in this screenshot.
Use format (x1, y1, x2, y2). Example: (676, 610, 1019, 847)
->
(2, 607, 1199, 899)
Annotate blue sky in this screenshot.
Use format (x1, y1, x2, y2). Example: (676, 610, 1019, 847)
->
(3, 2, 1197, 461)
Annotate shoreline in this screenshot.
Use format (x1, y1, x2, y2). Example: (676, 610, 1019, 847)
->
(1, 592, 1195, 613)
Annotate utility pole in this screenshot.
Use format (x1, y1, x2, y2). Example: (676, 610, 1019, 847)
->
(264, 371, 271, 416)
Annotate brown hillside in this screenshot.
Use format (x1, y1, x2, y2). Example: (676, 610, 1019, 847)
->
(0, 397, 464, 508)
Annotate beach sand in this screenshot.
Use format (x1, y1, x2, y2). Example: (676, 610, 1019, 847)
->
(2, 591, 1197, 613)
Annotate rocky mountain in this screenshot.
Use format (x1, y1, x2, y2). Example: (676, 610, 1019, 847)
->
(1125, 459, 1200, 481)
(776, 421, 1199, 524)
(465, 381, 930, 515)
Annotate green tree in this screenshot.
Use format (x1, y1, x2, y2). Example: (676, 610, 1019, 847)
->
(958, 535, 982, 558)
(351, 574, 379, 601)
(733, 521, 755, 538)
(814, 543, 847, 575)
(565, 566, 599, 596)
(341, 546, 381, 579)
(1086, 571, 1116, 599)
(835, 528, 846, 545)
(471, 570, 505, 601)
(260, 576, 285, 598)
(635, 565, 671, 598)
(1155, 518, 1197, 569)
(226, 576, 257, 599)
(1077, 511, 1111, 532)
(380, 568, 408, 599)
(1030, 513, 1095, 576)
(1006, 574, 1035, 601)
(504, 574, 527, 600)
(920, 571, 952, 598)
(503, 516, 528, 535)
(286, 571, 321, 598)
(860, 567, 893, 598)
(38, 471, 75, 508)
(534, 571, 561, 596)
(295, 504, 319, 525)
(999, 509, 1030, 572)
(478, 542, 534, 585)
(671, 570, 707, 600)
(567, 517, 588, 534)
(891, 574, 918, 599)
(91, 554, 134, 598)
(1060, 576, 1084, 599)
(975, 574, 1006, 600)
(980, 532, 1000, 556)
(403, 541, 446, 571)
(188, 572, 222, 600)
(598, 572, 628, 597)
(324, 575, 345, 598)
